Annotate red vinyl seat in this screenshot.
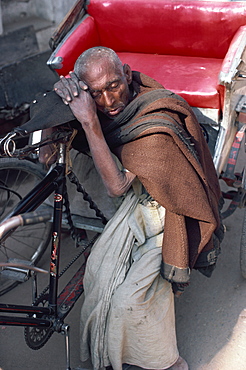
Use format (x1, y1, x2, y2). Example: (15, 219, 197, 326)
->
(116, 53, 224, 109)
(48, 0, 246, 111)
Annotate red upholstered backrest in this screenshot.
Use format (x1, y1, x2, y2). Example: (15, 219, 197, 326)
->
(53, 15, 100, 76)
(86, 0, 246, 59)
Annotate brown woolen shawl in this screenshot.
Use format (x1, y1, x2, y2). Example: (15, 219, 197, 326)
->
(98, 72, 224, 283)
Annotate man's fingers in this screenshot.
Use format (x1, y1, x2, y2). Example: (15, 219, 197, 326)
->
(62, 98, 69, 105)
(54, 74, 80, 103)
(54, 76, 72, 102)
(54, 74, 90, 107)
(68, 72, 81, 97)
(69, 72, 88, 92)
(69, 71, 79, 84)
(54, 86, 72, 103)
(79, 80, 89, 91)
(60, 75, 78, 99)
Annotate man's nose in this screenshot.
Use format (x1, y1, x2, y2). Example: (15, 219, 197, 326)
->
(102, 90, 115, 107)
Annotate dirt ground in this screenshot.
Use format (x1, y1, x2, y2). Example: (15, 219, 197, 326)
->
(175, 205, 246, 370)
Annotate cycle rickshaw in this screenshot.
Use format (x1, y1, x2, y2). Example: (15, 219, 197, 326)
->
(0, 1, 245, 369)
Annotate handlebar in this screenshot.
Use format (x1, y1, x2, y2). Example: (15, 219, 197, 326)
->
(0, 132, 17, 157)
(0, 262, 48, 274)
(0, 127, 75, 159)
(0, 210, 52, 239)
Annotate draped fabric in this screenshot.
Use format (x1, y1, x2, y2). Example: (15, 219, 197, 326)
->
(80, 181, 179, 370)
(98, 72, 224, 282)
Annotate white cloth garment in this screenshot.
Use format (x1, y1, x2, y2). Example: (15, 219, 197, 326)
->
(80, 181, 179, 370)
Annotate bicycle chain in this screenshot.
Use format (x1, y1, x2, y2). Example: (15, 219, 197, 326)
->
(29, 170, 104, 308)
(62, 179, 78, 243)
(67, 170, 108, 225)
(61, 170, 107, 247)
(32, 233, 99, 305)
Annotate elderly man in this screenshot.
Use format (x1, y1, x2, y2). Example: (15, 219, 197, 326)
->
(54, 46, 224, 370)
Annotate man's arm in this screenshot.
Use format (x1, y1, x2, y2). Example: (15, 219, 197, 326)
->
(54, 75, 136, 197)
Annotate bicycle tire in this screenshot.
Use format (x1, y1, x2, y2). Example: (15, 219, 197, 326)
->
(240, 209, 246, 279)
(0, 158, 52, 296)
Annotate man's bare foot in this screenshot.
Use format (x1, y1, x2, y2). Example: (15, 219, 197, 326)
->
(167, 356, 188, 370)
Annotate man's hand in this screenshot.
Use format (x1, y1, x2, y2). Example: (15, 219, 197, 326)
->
(54, 72, 98, 129)
(54, 72, 88, 105)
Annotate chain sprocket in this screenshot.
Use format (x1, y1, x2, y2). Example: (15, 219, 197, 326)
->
(24, 293, 54, 350)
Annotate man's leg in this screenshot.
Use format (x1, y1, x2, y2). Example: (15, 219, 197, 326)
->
(107, 247, 180, 370)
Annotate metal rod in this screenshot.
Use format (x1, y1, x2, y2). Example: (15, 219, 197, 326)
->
(0, 303, 52, 315)
(0, 315, 52, 328)
(62, 324, 71, 370)
(49, 143, 66, 312)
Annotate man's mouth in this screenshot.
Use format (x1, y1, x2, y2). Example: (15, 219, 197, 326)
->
(106, 106, 124, 116)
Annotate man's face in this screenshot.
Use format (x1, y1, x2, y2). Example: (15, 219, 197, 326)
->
(82, 59, 132, 118)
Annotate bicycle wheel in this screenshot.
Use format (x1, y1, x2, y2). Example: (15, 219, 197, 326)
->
(0, 158, 52, 296)
(240, 209, 246, 278)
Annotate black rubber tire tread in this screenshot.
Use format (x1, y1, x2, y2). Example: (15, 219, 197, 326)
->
(0, 158, 51, 296)
(240, 209, 246, 278)
(0, 157, 47, 181)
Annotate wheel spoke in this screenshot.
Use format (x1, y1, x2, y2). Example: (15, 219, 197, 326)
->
(0, 158, 50, 295)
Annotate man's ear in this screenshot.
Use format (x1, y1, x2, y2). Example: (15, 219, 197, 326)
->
(123, 64, 132, 85)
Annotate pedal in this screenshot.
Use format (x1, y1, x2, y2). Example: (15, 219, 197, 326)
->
(71, 215, 105, 233)
(60, 215, 105, 233)
(1, 258, 33, 282)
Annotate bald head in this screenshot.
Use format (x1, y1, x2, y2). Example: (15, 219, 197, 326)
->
(73, 47, 133, 117)
(74, 47, 124, 80)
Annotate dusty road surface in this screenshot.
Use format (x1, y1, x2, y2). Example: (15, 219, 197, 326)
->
(175, 205, 246, 370)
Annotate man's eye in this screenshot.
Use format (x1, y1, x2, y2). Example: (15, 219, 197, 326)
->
(91, 92, 101, 99)
(109, 82, 120, 91)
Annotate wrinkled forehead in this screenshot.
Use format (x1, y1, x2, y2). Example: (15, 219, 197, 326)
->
(80, 58, 123, 85)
